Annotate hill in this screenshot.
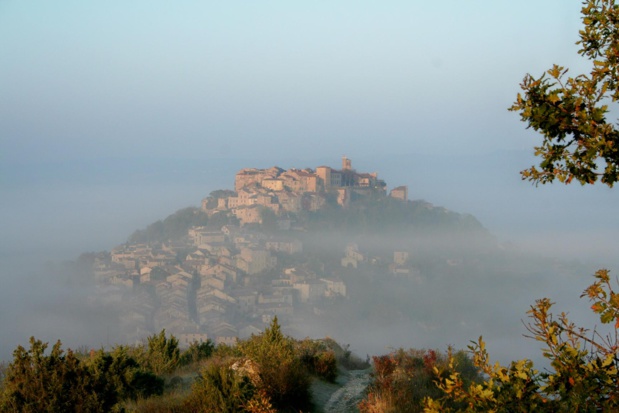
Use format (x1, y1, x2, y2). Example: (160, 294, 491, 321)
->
(32, 158, 590, 366)
(60, 159, 585, 367)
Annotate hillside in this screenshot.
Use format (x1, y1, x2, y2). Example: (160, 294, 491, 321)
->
(46, 158, 588, 367)
(79, 158, 510, 352)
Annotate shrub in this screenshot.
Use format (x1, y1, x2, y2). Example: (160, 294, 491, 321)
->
(0, 338, 104, 413)
(87, 346, 164, 403)
(0, 337, 166, 413)
(179, 340, 215, 366)
(145, 329, 180, 375)
(359, 348, 480, 413)
(322, 338, 370, 370)
(425, 270, 619, 412)
(237, 317, 311, 412)
(296, 338, 338, 382)
(313, 350, 338, 382)
(184, 359, 255, 413)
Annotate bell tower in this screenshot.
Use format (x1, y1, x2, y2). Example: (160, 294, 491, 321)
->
(342, 156, 352, 171)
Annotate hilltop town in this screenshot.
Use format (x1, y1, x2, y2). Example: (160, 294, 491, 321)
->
(204, 156, 407, 225)
(87, 158, 445, 347)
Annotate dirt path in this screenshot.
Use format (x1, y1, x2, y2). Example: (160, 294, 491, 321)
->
(322, 369, 372, 413)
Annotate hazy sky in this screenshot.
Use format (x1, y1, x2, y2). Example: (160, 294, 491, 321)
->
(1, 1, 586, 162)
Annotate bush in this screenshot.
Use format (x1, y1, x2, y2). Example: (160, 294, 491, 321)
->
(0, 338, 163, 413)
(184, 359, 255, 413)
(0, 338, 103, 413)
(237, 317, 311, 412)
(359, 348, 480, 413)
(425, 270, 619, 412)
(179, 340, 215, 366)
(296, 338, 338, 382)
(313, 350, 338, 382)
(128, 207, 210, 244)
(145, 330, 180, 375)
(87, 346, 164, 404)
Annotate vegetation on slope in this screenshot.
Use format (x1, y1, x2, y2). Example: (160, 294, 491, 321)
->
(301, 196, 487, 238)
(127, 207, 210, 244)
(359, 348, 481, 413)
(0, 318, 353, 413)
(127, 188, 489, 247)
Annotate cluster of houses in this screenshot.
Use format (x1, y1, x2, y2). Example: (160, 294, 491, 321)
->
(202, 157, 408, 225)
(92, 224, 348, 347)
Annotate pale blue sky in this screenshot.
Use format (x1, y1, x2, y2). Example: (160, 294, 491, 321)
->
(1, 1, 584, 162)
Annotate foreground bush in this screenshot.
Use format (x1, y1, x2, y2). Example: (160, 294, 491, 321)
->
(181, 318, 320, 412)
(184, 359, 255, 413)
(359, 348, 480, 413)
(425, 270, 619, 412)
(321, 338, 371, 371)
(0, 338, 163, 413)
(237, 317, 311, 412)
(179, 339, 214, 366)
(145, 329, 181, 375)
(296, 338, 338, 382)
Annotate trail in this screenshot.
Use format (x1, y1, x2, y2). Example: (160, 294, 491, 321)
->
(322, 369, 372, 413)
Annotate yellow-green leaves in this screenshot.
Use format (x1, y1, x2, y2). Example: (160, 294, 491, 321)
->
(580, 269, 619, 327)
(547, 64, 567, 79)
(511, 0, 619, 187)
(425, 268, 619, 412)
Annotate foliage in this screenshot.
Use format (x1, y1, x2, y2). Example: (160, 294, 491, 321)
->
(88, 346, 164, 403)
(183, 360, 255, 413)
(0, 338, 102, 412)
(311, 350, 338, 382)
(207, 210, 239, 229)
(302, 197, 485, 236)
(0, 322, 352, 412)
(145, 330, 181, 375)
(358, 348, 480, 413)
(211, 342, 243, 359)
(183, 358, 279, 413)
(424, 270, 619, 412)
(510, 0, 619, 186)
(0, 362, 6, 387)
(204, 190, 237, 210)
(258, 206, 278, 232)
(179, 340, 215, 366)
(0, 338, 163, 413)
(182, 320, 333, 412)
(237, 317, 312, 412)
(320, 337, 371, 370)
(149, 266, 170, 281)
(128, 207, 209, 244)
(296, 338, 338, 382)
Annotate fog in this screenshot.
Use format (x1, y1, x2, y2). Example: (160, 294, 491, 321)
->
(2, 1, 619, 365)
(1, 154, 617, 365)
